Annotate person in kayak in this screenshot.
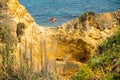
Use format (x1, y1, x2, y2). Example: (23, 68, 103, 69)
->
(49, 18, 56, 23)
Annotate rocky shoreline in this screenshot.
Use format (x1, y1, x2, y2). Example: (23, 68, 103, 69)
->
(0, 0, 120, 79)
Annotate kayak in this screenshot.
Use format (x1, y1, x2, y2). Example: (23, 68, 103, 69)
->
(49, 18, 56, 23)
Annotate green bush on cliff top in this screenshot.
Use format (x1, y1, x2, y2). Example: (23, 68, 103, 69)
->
(79, 12, 96, 22)
(73, 28, 120, 80)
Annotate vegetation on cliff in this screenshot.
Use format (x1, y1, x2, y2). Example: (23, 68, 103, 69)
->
(0, 0, 120, 80)
(16, 22, 26, 42)
(0, 23, 15, 79)
(73, 28, 120, 80)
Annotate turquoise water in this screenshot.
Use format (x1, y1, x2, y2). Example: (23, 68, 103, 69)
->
(19, 0, 120, 26)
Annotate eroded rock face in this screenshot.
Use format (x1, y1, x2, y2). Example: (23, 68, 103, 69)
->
(0, 0, 120, 79)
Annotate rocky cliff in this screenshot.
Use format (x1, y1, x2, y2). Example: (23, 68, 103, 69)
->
(0, 0, 120, 80)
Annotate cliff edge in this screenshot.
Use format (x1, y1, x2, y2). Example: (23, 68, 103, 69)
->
(0, 0, 120, 79)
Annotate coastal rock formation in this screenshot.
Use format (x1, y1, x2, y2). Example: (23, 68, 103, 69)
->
(0, 0, 120, 79)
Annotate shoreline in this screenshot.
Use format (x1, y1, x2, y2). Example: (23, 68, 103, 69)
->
(37, 9, 120, 27)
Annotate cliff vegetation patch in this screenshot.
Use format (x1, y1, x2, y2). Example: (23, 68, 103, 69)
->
(72, 28, 120, 80)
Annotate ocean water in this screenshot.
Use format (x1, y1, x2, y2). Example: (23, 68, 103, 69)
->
(19, 0, 120, 26)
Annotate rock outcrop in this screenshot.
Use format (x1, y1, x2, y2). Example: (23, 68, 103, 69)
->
(0, 0, 120, 79)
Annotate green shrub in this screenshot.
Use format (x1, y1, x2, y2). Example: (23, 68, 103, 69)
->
(79, 12, 96, 22)
(79, 12, 88, 22)
(16, 22, 25, 41)
(98, 28, 120, 53)
(74, 65, 94, 80)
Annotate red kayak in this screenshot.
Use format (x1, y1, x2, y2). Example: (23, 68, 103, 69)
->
(49, 18, 56, 23)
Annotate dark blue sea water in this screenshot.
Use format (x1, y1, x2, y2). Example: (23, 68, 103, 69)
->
(19, 0, 120, 26)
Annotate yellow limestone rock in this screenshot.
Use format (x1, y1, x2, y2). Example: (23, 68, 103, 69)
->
(0, 0, 119, 79)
